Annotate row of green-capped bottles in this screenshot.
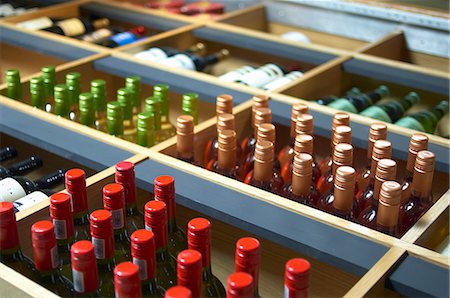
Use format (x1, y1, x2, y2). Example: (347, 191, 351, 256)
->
(5, 68, 200, 146)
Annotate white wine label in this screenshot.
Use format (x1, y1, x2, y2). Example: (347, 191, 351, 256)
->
(218, 66, 255, 82)
(135, 48, 169, 62)
(0, 177, 27, 203)
(57, 18, 86, 37)
(262, 71, 303, 91)
(53, 218, 67, 240)
(238, 64, 284, 88)
(281, 31, 312, 44)
(82, 28, 112, 43)
(17, 17, 53, 30)
(111, 209, 124, 229)
(13, 191, 48, 213)
(72, 268, 85, 293)
(51, 245, 59, 269)
(92, 237, 105, 259)
(133, 257, 148, 280)
(160, 54, 196, 70)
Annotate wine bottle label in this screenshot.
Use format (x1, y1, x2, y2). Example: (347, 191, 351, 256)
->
(111, 209, 124, 229)
(53, 218, 68, 240)
(281, 31, 312, 44)
(160, 54, 196, 70)
(218, 66, 255, 82)
(17, 17, 53, 30)
(238, 64, 284, 88)
(328, 98, 358, 113)
(395, 117, 425, 132)
(135, 48, 169, 62)
(0, 177, 27, 203)
(81, 28, 112, 43)
(13, 190, 48, 213)
(262, 71, 303, 91)
(0, 4, 13, 15)
(73, 268, 85, 293)
(92, 237, 105, 259)
(51, 245, 59, 269)
(360, 106, 392, 123)
(110, 32, 139, 46)
(57, 18, 86, 37)
(133, 257, 148, 280)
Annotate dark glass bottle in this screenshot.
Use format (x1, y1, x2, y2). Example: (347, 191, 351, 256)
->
(284, 258, 311, 298)
(0, 146, 17, 162)
(13, 189, 55, 213)
(49, 192, 74, 266)
(188, 218, 226, 297)
(160, 49, 230, 72)
(177, 250, 203, 298)
(114, 262, 143, 298)
(327, 85, 389, 113)
(134, 43, 206, 62)
(315, 87, 361, 105)
(240, 95, 270, 157)
(176, 115, 198, 164)
(227, 272, 254, 298)
(395, 100, 449, 134)
(235, 237, 260, 298)
(360, 92, 420, 123)
(0, 155, 43, 179)
(103, 26, 145, 48)
(65, 168, 90, 242)
(0, 169, 65, 202)
(401, 134, 428, 202)
(43, 17, 109, 37)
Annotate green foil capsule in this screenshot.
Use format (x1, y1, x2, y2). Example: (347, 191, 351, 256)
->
(107, 101, 124, 137)
(54, 84, 70, 118)
(182, 92, 199, 125)
(91, 79, 107, 113)
(125, 76, 141, 109)
(117, 88, 133, 121)
(41, 66, 56, 98)
(79, 93, 96, 127)
(66, 72, 81, 106)
(145, 97, 162, 130)
(137, 111, 155, 147)
(153, 84, 169, 117)
(30, 77, 46, 109)
(6, 69, 22, 100)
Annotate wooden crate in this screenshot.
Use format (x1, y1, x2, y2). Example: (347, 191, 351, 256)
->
(0, 0, 449, 297)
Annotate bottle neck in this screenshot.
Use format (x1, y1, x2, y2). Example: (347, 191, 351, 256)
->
(254, 159, 273, 182)
(292, 172, 312, 197)
(73, 209, 90, 225)
(0, 246, 23, 262)
(218, 147, 237, 172)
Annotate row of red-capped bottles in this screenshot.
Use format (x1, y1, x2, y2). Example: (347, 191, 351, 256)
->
(173, 94, 436, 237)
(0, 161, 311, 297)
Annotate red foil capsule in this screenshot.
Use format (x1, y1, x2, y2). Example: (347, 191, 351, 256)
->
(0, 202, 20, 250)
(284, 258, 311, 298)
(65, 168, 87, 214)
(144, 200, 168, 250)
(103, 183, 126, 230)
(90, 210, 114, 260)
(71, 240, 99, 294)
(114, 262, 142, 298)
(165, 286, 192, 298)
(50, 192, 74, 241)
(187, 217, 211, 268)
(115, 161, 137, 205)
(227, 272, 254, 298)
(154, 175, 176, 222)
(131, 229, 156, 281)
(177, 249, 203, 298)
(31, 220, 59, 272)
(235, 237, 260, 295)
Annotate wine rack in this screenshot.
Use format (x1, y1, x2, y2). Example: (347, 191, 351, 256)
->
(0, 0, 448, 297)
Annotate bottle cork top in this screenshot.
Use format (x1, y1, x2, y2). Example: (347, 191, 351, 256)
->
(254, 107, 272, 127)
(332, 113, 350, 131)
(334, 166, 355, 190)
(295, 114, 314, 135)
(333, 143, 353, 167)
(254, 140, 274, 162)
(414, 150, 435, 173)
(218, 130, 237, 151)
(409, 134, 429, 153)
(375, 159, 397, 180)
(177, 115, 194, 135)
(217, 113, 235, 132)
(369, 123, 387, 141)
(293, 153, 313, 176)
(216, 94, 233, 115)
(294, 134, 313, 155)
(251, 95, 270, 127)
(379, 181, 402, 206)
(332, 125, 352, 147)
(257, 123, 276, 144)
(371, 140, 392, 160)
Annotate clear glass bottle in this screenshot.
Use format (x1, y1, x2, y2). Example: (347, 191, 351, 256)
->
(375, 181, 402, 237)
(117, 88, 137, 142)
(177, 249, 203, 297)
(91, 79, 107, 132)
(154, 84, 176, 139)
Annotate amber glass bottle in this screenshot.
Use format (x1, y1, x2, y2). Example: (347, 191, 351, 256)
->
(241, 95, 270, 157)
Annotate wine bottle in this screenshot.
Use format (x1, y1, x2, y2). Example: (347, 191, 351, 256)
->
(176, 115, 197, 164)
(107, 101, 124, 138)
(154, 84, 176, 139)
(30, 77, 46, 110)
(315, 87, 361, 106)
(206, 130, 243, 180)
(0, 155, 42, 179)
(319, 112, 350, 175)
(114, 262, 143, 298)
(91, 79, 107, 132)
(65, 169, 90, 241)
(90, 209, 116, 297)
(357, 159, 397, 229)
(17, 16, 55, 30)
(284, 258, 311, 298)
(182, 93, 199, 125)
(262, 71, 303, 91)
(115, 161, 142, 235)
(144, 200, 177, 290)
(395, 100, 449, 134)
(44, 17, 110, 37)
(203, 113, 235, 167)
(54, 84, 70, 118)
(187, 218, 226, 297)
(42, 65, 56, 100)
(165, 286, 192, 298)
(154, 175, 188, 256)
(227, 272, 254, 298)
(131, 229, 165, 296)
(79, 27, 117, 44)
(102, 183, 131, 264)
(0, 202, 35, 280)
(278, 103, 309, 167)
(0, 146, 17, 162)
(137, 111, 156, 147)
(135, 43, 206, 62)
(6, 69, 21, 100)
(78, 92, 96, 128)
(241, 107, 272, 159)
(375, 181, 401, 236)
(241, 95, 270, 156)
(145, 97, 164, 143)
(235, 237, 260, 297)
(117, 88, 137, 142)
(328, 85, 389, 113)
(236, 63, 288, 88)
(356, 123, 387, 192)
(49, 193, 74, 266)
(13, 190, 55, 213)
(125, 75, 142, 117)
(177, 249, 203, 297)
(66, 72, 81, 121)
(282, 153, 320, 207)
(218, 66, 255, 83)
(355, 140, 392, 217)
(103, 26, 146, 48)
(317, 141, 353, 195)
(318, 166, 356, 220)
(399, 150, 435, 235)
(0, 169, 65, 202)
(159, 49, 230, 71)
(360, 92, 420, 123)
(281, 31, 311, 43)
(401, 133, 428, 201)
(244, 140, 284, 194)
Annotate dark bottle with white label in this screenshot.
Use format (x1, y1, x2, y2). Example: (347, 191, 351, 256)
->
(236, 63, 288, 88)
(160, 49, 230, 71)
(13, 189, 55, 213)
(134, 43, 206, 62)
(102, 26, 145, 48)
(0, 156, 43, 179)
(0, 169, 66, 203)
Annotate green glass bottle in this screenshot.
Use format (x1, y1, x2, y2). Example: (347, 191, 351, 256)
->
(125, 75, 141, 117)
(66, 72, 81, 121)
(90, 209, 116, 298)
(144, 200, 177, 290)
(316, 87, 361, 105)
(91, 79, 107, 132)
(65, 168, 91, 242)
(188, 218, 226, 297)
(360, 92, 420, 123)
(54, 84, 70, 118)
(102, 183, 131, 264)
(182, 93, 199, 125)
(107, 101, 124, 138)
(117, 88, 137, 142)
(79, 92, 96, 128)
(154, 175, 187, 257)
(154, 84, 176, 139)
(30, 77, 46, 110)
(49, 193, 74, 267)
(328, 85, 389, 113)
(145, 97, 164, 143)
(395, 100, 449, 134)
(137, 111, 156, 147)
(0, 202, 35, 280)
(6, 69, 22, 100)
(42, 66, 56, 99)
